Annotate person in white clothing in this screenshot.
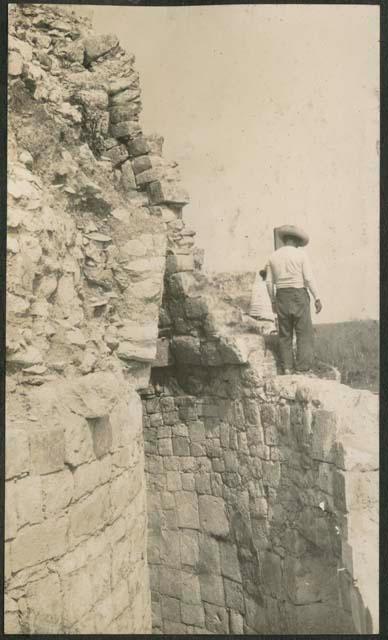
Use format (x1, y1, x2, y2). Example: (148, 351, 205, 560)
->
(249, 268, 275, 322)
(266, 225, 322, 374)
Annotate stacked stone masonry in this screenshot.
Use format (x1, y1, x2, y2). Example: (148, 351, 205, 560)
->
(6, 3, 378, 635)
(6, 3, 190, 633)
(6, 374, 150, 633)
(141, 369, 378, 635)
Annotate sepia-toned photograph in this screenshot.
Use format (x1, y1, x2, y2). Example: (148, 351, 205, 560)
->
(5, 1, 379, 635)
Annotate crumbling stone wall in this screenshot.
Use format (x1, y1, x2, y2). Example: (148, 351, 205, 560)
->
(142, 204, 378, 634)
(6, 3, 190, 633)
(142, 367, 378, 635)
(6, 3, 378, 636)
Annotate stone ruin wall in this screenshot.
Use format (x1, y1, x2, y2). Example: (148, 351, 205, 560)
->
(142, 256, 378, 634)
(6, 4, 378, 635)
(6, 3, 185, 632)
(142, 369, 378, 635)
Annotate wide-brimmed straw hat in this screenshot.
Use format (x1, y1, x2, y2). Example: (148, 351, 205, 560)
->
(277, 225, 309, 246)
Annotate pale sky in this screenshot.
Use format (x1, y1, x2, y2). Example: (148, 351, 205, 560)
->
(75, 4, 379, 323)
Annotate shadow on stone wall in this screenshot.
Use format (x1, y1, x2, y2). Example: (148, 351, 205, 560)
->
(141, 361, 377, 634)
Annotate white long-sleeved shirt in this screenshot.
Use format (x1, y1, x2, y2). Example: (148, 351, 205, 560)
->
(266, 246, 320, 302)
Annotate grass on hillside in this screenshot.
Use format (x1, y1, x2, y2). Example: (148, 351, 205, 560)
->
(313, 320, 379, 392)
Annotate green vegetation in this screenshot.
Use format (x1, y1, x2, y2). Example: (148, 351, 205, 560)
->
(314, 320, 379, 392)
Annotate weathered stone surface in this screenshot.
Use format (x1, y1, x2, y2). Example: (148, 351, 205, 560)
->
(9, 50, 24, 76)
(181, 602, 205, 627)
(11, 516, 68, 571)
(4, 610, 21, 634)
(312, 410, 338, 462)
(230, 610, 244, 633)
(160, 595, 181, 622)
(59, 373, 124, 419)
(180, 530, 199, 567)
(70, 486, 110, 540)
(181, 571, 201, 604)
(16, 475, 43, 527)
(132, 154, 153, 174)
(219, 541, 242, 581)
(9, 35, 33, 62)
(127, 135, 150, 157)
(159, 529, 181, 568)
(245, 597, 268, 633)
(102, 143, 129, 166)
(84, 34, 119, 62)
(64, 412, 94, 467)
(110, 120, 141, 139)
(89, 415, 113, 458)
(159, 567, 182, 598)
(204, 603, 229, 633)
(148, 180, 190, 205)
(200, 573, 225, 606)
(108, 73, 139, 95)
(173, 436, 190, 456)
(26, 573, 63, 633)
(224, 577, 244, 612)
(120, 158, 137, 191)
(29, 428, 65, 475)
(116, 322, 158, 363)
(176, 491, 200, 529)
(75, 89, 109, 110)
(110, 541, 128, 590)
(62, 567, 94, 628)
(198, 534, 221, 575)
(41, 469, 73, 515)
(198, 495, 229, 537)
(110, 102, 141, 124)
(158, 437, 173, 456)
(110, 87, 141, 105)
(110, 467, 140, 517)
(6, 427, 30, 479)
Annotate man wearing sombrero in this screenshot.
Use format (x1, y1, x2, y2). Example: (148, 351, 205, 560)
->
(266, 225, 322, 374)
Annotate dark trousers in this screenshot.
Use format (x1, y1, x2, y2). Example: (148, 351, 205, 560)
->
(276, 288, 314, 372)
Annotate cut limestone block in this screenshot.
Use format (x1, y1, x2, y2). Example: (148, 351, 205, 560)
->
(165, 253, 195, 275)
(148, 180, 190, 206)
(108, 73, 139, 96)
(116, 321, 158, 363)
(198, 495, 229, 537)
(26, 573, 62, 633)
(29, 428, 65, 475)
(11, 515, 68, 571)
(110, 88, 141, 106)
(120, 159, 137, 191)
(132, 154, 153, 175)
(110, 120, 141, 139)
(127, 136, 150, 157)
(110, 103, 141, 124)
(16, 475, 43, 527)
(84, 34, 119, 63)
(102, 144, 129, 166)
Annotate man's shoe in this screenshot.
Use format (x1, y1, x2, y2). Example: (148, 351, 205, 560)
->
(283, 369, 292, 375)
